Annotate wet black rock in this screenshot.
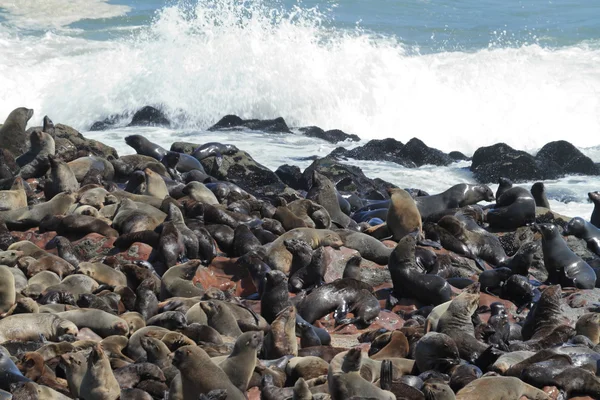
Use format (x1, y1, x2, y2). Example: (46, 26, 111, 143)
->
(209, 115, 291, 133)
(302, 156, 395, 200)
(449, 151, 470, 161)
(470, 143, 562, 183)
(298, 126, 360, 143)
(329, 137, 452, 167)
(128, 106, 171, 128)
(535, 140, 599, 176)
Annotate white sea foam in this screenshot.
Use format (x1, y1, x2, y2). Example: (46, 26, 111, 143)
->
(1, 0, 600, 155)
(0, 0, 131, 29)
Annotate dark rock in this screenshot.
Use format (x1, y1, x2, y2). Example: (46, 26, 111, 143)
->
(128, 106, 171, 128)
(208, 115, 290, 133)
(535, 140, 599, 176)
(401, 138, 453, 167)
(470, 143, 563, 183)
(275, 164, 306, 191)
(329, 137, 452, 167)
(301, 156, 394, 199)
(26, 124, 118, 162)
(199, 150, 290, 198)
(449, 151, 470, 161)
(497, 226, 536, 256)
(299, 126, 360, 143)
(89, 114, 120, 131)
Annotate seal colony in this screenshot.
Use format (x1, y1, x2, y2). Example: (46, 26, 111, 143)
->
(1, 107, 600, 399)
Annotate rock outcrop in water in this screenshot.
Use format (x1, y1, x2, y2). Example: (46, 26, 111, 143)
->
(471, 141, 600, 183)
(3, 105, 600, 400)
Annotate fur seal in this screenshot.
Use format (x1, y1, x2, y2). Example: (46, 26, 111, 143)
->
(387, 187, 422, 241)
(182, 182, 219, 204)
(0, 177, 27, 210)
(0, 191, 75, 229)
(43, 115, 55, 135)
(172, 345, 246, 400)
(261, 270, 292, 324)
(45, 155, 79, 199)
(191, 142, 238, 164)
(81, 344, 121, 400)
(388, 234, 452, 306)
(590, 191, 600, 228)
(201, 300, 243, 337)
(264, 306, 298, 359)
(536, 222, 596, 289)
(0, 313, 78, 342)
(563, 216, 600, 256)
(416, 183, 495, 220)
(159, 203, 199, 267)
(295, 278, 380, 326)
(455, 376, 549, 399)
(289, 246, 326, 292)
(487, 187, 536, 230)
(576, 313, 600, 345)
(306, 171, 356, 229)
(328, 348, 395, 400)
(495, 177, 513, 199)
(16, 130, 55, 179)
(0, 265, 15, 314)
(521, 285, 562, 341)
(0, 107, 34, 156)
(531, 182, 550, 209)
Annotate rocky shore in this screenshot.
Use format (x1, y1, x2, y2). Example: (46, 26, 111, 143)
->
(0, 105, 599, 399)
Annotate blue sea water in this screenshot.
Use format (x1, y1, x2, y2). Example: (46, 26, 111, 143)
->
(1, 0, 600, 217)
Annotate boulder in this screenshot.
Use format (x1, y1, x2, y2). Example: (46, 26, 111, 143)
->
(199, 150, 290, 198)
(330, 137, 452, 167)
(298, 126, 360, 143)
(470, 143, 562, 183)
(128, 106, 171, 128)
(449, 151, 470, 161)
(535, 140, 599, 176)
(208, 115, 291, 133)
(302, 156, 395, 199)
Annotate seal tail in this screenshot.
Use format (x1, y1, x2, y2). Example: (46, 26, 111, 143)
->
(379, 359, 393, 391)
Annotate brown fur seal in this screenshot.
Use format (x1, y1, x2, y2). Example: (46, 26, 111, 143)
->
(0, 192, 75, 228)
(0, 313, 78, 342)
(68, 156, 115, 182)
(182, 181, 219, 204)
(0, 265, 15, 315)
(45, 155, 79, 199)
(112, 198, 166, 234)
(0, 177, 27, 210)
(140, 168, 169, 199)
(455, 376, 549, 399)
(0, 107, 34, 156)
(16, 130, 55, 179)
(531, 182, 550, 209)
(77, 262, 127, 287)
(486, 187, 536, 230)
(521, 285, 562, 341)
(388, 234, 452, 306)
(41, 214, 119, 238)
(306, 171, 356, 229)
(576, 313, 600, 345)
(264, 306, 297, 359)
(171, 345, 246, 400)
(56, 309, 128, 338)
(81, 344, 121, 400)
(387, 187, 422, 241)
(264, 227, 343, 274)
(218, 330, 263, 391)
(328, 348, 395, 400)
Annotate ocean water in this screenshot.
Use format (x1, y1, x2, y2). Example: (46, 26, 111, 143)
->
(1, 0, 600, 218)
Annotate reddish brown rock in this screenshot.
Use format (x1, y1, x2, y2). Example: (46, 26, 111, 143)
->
(12, 229, 57, 249)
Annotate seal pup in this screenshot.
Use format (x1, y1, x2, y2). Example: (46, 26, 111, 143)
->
(0, 107, 34, 156)
(486, 186, 536, 230)
(388, 234, 452, 306)
(261, 270, 292, 324)
(171, 345, 246, 400)
(387, 187, 422, 241)
(531, 182, 550, 209)
(563, 216, 600, 256)
(536, 222, 596, 289)
(306, 171, 356, 229)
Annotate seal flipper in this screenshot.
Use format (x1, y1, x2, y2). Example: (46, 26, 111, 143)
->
(380, 359, 393, 391)
(417, 239, 442, 249)
(333, 301, 350, 325)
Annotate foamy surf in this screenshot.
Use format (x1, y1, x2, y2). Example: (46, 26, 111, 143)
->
(1, 0, 600, 154)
